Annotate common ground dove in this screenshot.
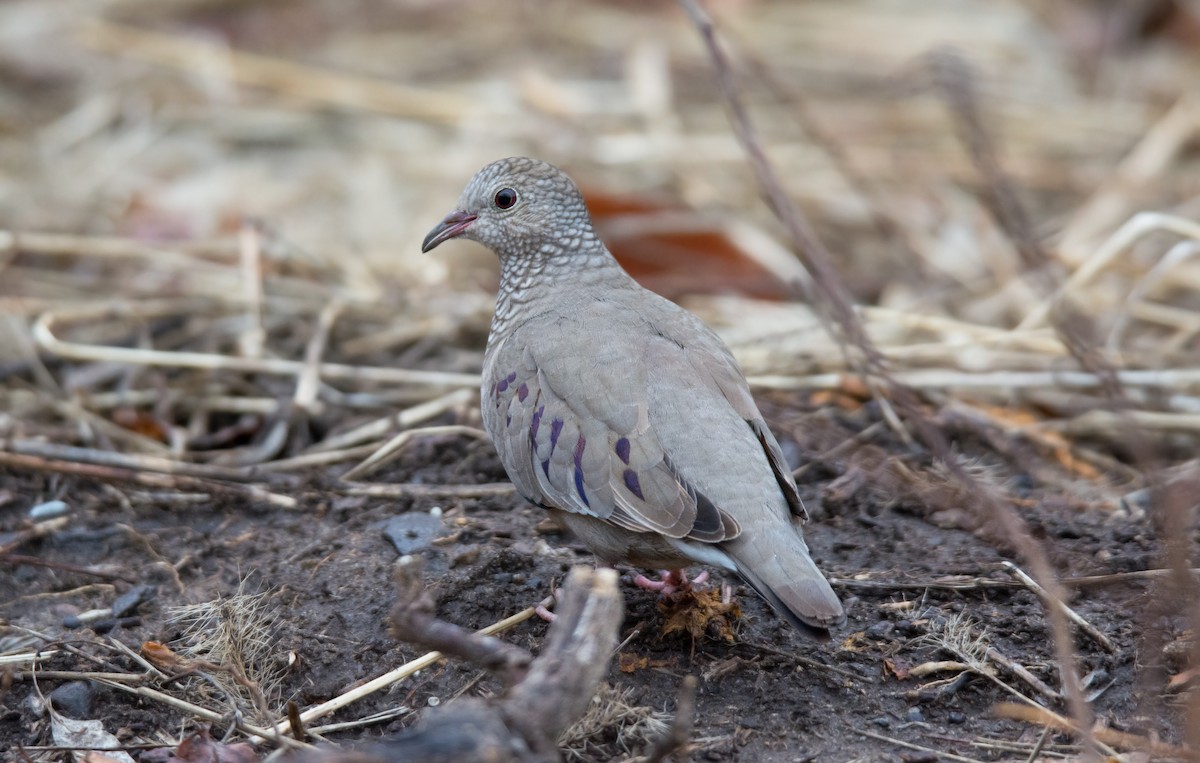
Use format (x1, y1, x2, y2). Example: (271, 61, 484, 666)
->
(422, 157, 845, 639)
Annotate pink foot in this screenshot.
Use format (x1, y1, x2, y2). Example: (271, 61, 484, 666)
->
(535, 587, 561, 622)
(632, 569, 710, 596)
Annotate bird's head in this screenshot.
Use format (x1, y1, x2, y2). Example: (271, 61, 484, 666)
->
(421, 157, 597, 259)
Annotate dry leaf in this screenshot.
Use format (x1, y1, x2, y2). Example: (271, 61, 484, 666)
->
(658, 587, 742, 642)
(51, 715, 135, 763)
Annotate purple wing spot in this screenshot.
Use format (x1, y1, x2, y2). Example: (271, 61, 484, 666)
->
(517, 382, 528, 402)
(497, 378, 509, 393)
(573, 433, 587, 469)
(572, 434, 590, 507)
(541, 459, 551, 478)
(615, 437, 630, 464)
(623, 469, 644, 500)
(574, 468, 590, 508)
(530, 406, 544, 443)
(506, 371, 517, 384)
(549, 418, 564, 454)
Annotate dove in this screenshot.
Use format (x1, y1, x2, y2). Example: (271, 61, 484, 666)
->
(422, 157, 845, 639)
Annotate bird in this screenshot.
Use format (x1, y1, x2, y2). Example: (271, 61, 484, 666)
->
(422, 157, 845, 639)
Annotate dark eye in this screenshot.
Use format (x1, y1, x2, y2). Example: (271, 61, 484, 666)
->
(494, 188, 518, 210)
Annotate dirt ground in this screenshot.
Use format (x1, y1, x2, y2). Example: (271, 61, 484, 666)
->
(2, 384, 1191, 761)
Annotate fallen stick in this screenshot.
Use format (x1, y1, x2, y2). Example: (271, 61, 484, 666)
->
(1003, 561, 1117, 653)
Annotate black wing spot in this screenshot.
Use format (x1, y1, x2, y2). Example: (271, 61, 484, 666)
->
(663, 456, 736, 542)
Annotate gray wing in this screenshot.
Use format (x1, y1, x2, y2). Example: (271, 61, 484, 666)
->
(483, 333, 741, 543)
(676, 339, 809, 522)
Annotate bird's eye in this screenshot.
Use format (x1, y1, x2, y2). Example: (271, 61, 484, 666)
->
(494, 188, 518, 210)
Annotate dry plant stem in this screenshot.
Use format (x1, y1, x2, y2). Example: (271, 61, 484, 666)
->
(389, 556, 532, 686)
(993, 702, 1191, 759)
(276, 593, 555, 735)
(341, 425, 489, 481)
(254, 444, 379, 473)
(0, 554, 135, 583)
(0, 516, 69, 556)
(853, 728, 988, 763)
(0, 451, 297, 508)
(100, 680, 312, 752)
(930, 50, 1055, 283)
(728, 35, 921, 265)
(751, 367, 1200, 394)
(675, 0, 910, 444)
(983, 646, 1060, 703)
(680, 2, 1099, 753)
(1, 438, 293, 485)
(1025, 726, 1053, 763)
(833, 567, 1199, 592)
(238, 222, 265, 360)
(33, 311, 480, 389)
(1058, 94, 1200, 266)
(304, 706, 411, 736)
(77, 20, 471, 123)
(1002, 562, 1115, 652)
(338, 482, 515, 499)
(1022, 212, 1200, 331)
(309, 388, 475, 453)
(294, 299, 345, 412)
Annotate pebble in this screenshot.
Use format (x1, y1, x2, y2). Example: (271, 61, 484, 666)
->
(383, 513, 444, 554)
(50, 681, 96, 718)
(871, 716, 891, 728)
(947, 711, 966, 724)
(112, 584, 157, 618)
(866, 621, 894, 639)
(29, 500, 69, 520)
(904, 707, 923, 723)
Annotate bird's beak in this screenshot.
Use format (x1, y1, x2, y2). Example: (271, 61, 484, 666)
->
(421, 210, 477, 253)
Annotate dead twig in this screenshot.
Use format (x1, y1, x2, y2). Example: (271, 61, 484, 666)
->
(1002, 562, 1116, 653)
(389, 555, 532, 687)
(0, 451, 297, 509)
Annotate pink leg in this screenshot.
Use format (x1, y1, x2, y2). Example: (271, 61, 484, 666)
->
(632, 569, 710, 596)
(535, 585, 561, 622)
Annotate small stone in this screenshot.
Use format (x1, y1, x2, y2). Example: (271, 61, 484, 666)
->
(112, 584, 157, 618)
(904, 707, 923, 723)
(29, 500, 69, 520)
(871, 716, 891, 728)
(50, 681, 97, 718)
(866, 621, 895, 639)
(947, 711, 966, 724)
(383, 513, 445, 555)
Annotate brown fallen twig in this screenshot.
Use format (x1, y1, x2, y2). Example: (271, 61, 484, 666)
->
(993, 702, 1195, 760)
(288, 563, 695, 763)
(388, 555, 533, 687)
(0, 451, 297, 509)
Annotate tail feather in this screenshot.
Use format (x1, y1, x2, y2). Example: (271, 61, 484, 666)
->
(724, 532, 845, 641)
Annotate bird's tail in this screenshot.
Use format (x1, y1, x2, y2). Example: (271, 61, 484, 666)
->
(723, 531, 845, 642)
